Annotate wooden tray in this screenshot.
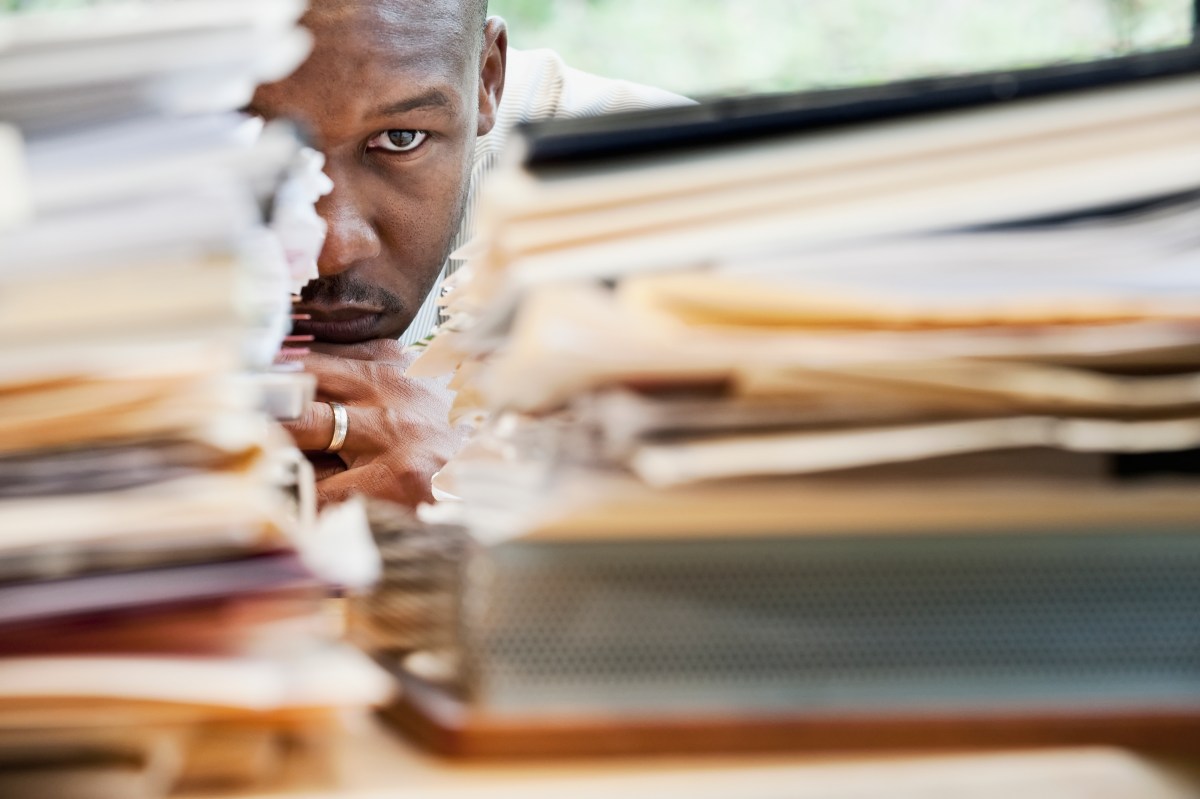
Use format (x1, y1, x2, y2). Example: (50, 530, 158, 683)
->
(381, 672, 1200, 760)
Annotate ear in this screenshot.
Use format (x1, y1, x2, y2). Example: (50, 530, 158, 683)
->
(476, 17, 508, 138)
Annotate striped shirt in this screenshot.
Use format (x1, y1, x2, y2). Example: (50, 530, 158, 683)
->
(399, 48, 692, 346)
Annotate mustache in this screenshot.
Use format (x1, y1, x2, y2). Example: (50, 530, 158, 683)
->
(298, 273, 405, 314)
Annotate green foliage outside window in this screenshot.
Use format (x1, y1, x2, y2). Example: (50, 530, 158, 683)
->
(2, 0, 1193, 97)
(491, 0, 1196, 97)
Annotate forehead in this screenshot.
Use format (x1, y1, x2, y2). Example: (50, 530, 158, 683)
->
(255, 0, 477, 136)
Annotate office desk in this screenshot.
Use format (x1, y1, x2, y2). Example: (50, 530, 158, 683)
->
(195, 716, 1200, 799)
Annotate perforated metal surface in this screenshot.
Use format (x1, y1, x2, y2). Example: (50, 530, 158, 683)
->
(465, 531, 1200, 715)
(352, 504, 470, 656)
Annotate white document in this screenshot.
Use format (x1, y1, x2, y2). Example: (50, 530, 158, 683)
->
(0, 125, 31, 232)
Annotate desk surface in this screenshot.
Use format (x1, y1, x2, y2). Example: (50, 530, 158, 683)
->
(198, 717, 1200, 799)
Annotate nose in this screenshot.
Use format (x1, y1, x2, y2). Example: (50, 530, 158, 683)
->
(315, 176, 381, 277)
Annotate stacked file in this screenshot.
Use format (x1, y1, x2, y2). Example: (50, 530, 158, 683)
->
(0, 2, 387, 796)
(421, 46, 1200, 538)
(383, 48, 1200, 756)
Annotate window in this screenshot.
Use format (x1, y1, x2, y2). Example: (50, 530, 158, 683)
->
(491, 0, 1197, 98)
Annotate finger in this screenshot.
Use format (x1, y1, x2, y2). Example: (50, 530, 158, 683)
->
(302, 349, 429, 406)
(316, 463, 434, 510)
(306, 452, 348, 481)
(309, 339, 412, 363)
(315, 466, 377, 508)
(281, 401, 336, 452)
(297, 352, 367, 400)
(314, 470, 360, 508)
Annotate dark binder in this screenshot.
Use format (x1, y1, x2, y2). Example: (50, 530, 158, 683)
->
(521, 44, 1200, 170)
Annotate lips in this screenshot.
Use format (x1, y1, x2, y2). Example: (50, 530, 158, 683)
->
(292, 305, 385, 344)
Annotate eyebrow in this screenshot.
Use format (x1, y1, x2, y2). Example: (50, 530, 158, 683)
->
(368, 88, 454, 119)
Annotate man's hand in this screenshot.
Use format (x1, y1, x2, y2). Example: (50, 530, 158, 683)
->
(282, 339, 460, 509)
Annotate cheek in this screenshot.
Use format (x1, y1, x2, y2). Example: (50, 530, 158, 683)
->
(361, 150, 472, 296)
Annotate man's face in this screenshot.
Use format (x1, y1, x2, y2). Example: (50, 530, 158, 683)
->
(252, 0, 505, 343)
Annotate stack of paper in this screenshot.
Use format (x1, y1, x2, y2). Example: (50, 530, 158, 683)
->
(370, 49, 1200, 751)
(0, 2, 387, 796)
(416, 48, 1200, 541)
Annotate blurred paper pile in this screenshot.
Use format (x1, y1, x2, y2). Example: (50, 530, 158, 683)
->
(0, 2, 387, 796)
(425, 50, 1200, 537)
(376, 50, 1200, 756)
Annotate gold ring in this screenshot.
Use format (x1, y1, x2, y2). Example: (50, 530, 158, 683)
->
(324, 402, 349, 454)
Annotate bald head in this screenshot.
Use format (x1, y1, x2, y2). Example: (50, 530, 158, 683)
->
(303, 0, 490, 52)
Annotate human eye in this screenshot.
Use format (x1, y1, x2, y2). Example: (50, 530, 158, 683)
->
(366, 129, 430, 153)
